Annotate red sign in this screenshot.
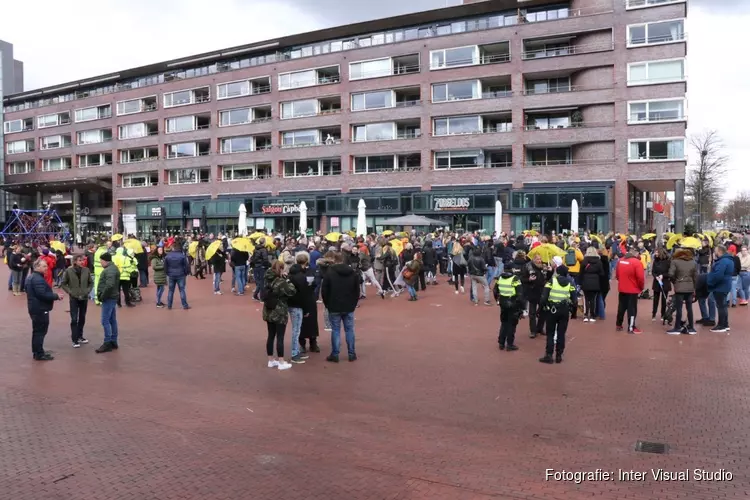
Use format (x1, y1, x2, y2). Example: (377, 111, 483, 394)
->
(653, 202, 664, 213)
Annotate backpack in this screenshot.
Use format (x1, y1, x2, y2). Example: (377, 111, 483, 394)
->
(565, 249, 577, 266)
(260, 279, 278, 310)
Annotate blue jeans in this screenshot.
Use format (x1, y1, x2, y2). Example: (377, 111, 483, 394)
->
(714, 291, 729, 329)
(139, 269, 149, 287)
(610, 257, 618, 276)
(486, 266, 496, 284)
(167, 277, 188, 308)
(289, 307, 303, 357)
(156, 284, 165, 305)
(596, 294, 606, 319)
(730, 276, 740, 305)
(698, 292, 716, 321)
(329, 312, 355, 357)
(740, 271, 750, 301)
(213, 271, 222, 292)
(234, 265, 247, 295)
(101, 299, 118, 343)
(406, 284, 417, 298)
(253, 267, 265, 298)
(323, 308, 331, 329)
(495, 258, 504, 276)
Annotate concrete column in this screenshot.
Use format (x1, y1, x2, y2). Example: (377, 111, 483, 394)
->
(36, 191, 42, 209)
(72, 189, 81, 244)
(674, 179, 685, 234)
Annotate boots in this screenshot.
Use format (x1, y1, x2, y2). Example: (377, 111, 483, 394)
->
(539, 354, 554, 364)
(12, 284, 20, 296)
(310, 339, 320, 353)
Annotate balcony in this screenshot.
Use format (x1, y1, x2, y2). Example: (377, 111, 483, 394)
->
(281, 127, 341, 149)
(281, 95, 342, 120)
(219, 105, 273, 127)
(522, 34, 614, 61)
(120, 147, 160, 164)
(221, 163, 273, 182)
(430, 42, 510, 71)
(40, 135, 72, 151)
(77, 128, 113, 146)
(78, 152, 113, 168)
(4, 117, 34, 134)
(283, 158, 342, 178)
(434, 149, 512, 170)
(6, 139, 35, 154)
(166, 140, 211, 159)
(278, 65, 340, 90)
(168, 168, 211, 185)
(349, 54, 420, 80)
(220, 135, 272, 154)
(163, 86, 211, 108)
(431, 77, 511, 104)
(117, 95, 158, 116)
(75, 104, 112, 123)
(353, 153, 422, 174)
(432, 114, 512, 137)
(121, 172, 159, 188)
(165, 114, 211, 134)
(38, 112, 72, 129)
(351, 119, 421, 143)
(350, 87, 421, 116)
(118, 121, 159, 141)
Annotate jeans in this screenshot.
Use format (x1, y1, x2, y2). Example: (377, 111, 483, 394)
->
(289, 307, 303, 358)
(406, 284, 417, 298)
(329, 311, 355, 357)
(495, 258, 504, 276)
(740, 271, 750, 301)
(253, 267, 265, 298)
(714, 291, 729, 329)
(361, 268, 383, 296)
(610, 257, 618, 276)
(30, 312, 50, 357)
(156, 284, 165, 305)
(213, 272, 222, 292)
(167, 276, 189, 308)
(486, 266, 496, 284)
(596, 293, 606, 320)
(101, 299, 118, 343)
(11, 269, 23, 288)
(69, 297, 88, 342)
(730, 276, 740, 305)
(234, 265, 247, 295)
(323, 308, 331, 330)
(470, 275, 490, 303)
(674, 292, 694, 329)
(698, 292, 716, 321)
(139, 269, 149, 287)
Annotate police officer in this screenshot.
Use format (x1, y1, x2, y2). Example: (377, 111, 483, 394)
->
(539, 265, 576, 364)
(494, 269, 524, 351)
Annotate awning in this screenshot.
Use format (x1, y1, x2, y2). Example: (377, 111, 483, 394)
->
(379, 214, 446, 226)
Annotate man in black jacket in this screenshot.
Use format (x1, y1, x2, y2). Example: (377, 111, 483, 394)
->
(322, 252, 361, 363)
(468, 248, 491, 306)
(61, 254, 94, 348)
(250, 241, 270, 300)
(287, 252, 316, 363)
(27, 258, 64, 360)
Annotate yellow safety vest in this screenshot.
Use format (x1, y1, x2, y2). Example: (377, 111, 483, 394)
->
(112, 252, 131, 281)
(497, 276, 519, 298)
(93, 246, 107, 272)
(546, 278, 574, 303)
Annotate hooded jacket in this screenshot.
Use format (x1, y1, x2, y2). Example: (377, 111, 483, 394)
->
(616, 254, 645, 294)
(668, 249, 697, 294)
(651, 255, 671, 293)
(322, 263, 361, 314)
(261, 268, 296, 324)
(287, 263, 314, 314)
(580, 256, 604, 292)
(421, 242, 437, 268)
(150, 252, 167, 286)
(707, 253, 734, 293)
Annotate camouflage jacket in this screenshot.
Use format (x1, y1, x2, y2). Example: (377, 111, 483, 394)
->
(261, 268, 296, 324)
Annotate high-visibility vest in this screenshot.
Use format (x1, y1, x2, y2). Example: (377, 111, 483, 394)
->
(497, 276, 519, 298)
(546, 277, 575, 303)
(93, 246, 107, 271)
(112, 251, 130, 281)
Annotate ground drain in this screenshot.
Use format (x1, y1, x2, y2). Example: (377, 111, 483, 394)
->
(635, 441, 668, 454)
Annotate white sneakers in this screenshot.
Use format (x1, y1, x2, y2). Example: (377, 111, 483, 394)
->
(213, 291, 223, 295)
(583, 318, 589, 322)
(455, 290, 459, 295)
(268, 359, 293, 370)
(460, 286, 465, 294)
(268, 360, 278, 368)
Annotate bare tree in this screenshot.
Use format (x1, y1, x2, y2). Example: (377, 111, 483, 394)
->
(685, 130, 728, 230)
(723, 191, 750, 227)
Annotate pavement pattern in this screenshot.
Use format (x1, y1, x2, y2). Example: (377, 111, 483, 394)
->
(1, 268, 749, 500)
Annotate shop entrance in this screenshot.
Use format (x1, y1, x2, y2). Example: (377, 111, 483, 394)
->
(512, 213, 610, 234)
(260, 217, 316, 235)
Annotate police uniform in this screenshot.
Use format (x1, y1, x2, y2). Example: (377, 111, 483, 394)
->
(540, 270, 576, 363)
(494, 273, 524, 350)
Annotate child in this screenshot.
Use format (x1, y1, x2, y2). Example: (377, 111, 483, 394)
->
(493, 269, 524, 351)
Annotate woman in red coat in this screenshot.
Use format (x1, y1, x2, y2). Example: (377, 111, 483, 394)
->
(40, 249, 56, 287)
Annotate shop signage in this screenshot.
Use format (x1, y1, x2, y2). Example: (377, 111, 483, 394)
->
(44, 192, 72, 204)
(261, 203, 300, 215)
(151, 207, 162, 217)
(434, 196, 470, 211)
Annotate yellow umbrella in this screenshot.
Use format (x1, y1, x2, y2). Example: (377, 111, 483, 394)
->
(111, 234, 123, 242)
(205, 240, 222, 261)
(231, 237, 253, 253)
(123, 238, 144, 254)
(523, 229, 539, 236)
(528, 243, 565, 264)
(666, 233, 682, 250)
(696, 234, 713, 247)
(346, 230, 356, 238)
(390, 239, 403, 256)
(188, 240, 199, 258)
(248, 232, 266, 241)
(382, 230, 394, 236)
(49, 241, 66, 253)
(718, 230, 731, 240)
(325, 232, 341, 242)
(704, 230, 717, 238)
(590, 234, 602, 244)
(679, 236, 702, 250)
(396, 232, 408, 238)
(642, 233, 656, 240)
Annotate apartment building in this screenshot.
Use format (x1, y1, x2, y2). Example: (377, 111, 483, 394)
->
(0, 39, 25, 223)
(1, 0, 687, 237)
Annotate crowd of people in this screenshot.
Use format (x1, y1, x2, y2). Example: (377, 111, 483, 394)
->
(3, 226, 749, 366)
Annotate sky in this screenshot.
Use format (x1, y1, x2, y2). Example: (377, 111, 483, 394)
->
(1, 0, 745, 199)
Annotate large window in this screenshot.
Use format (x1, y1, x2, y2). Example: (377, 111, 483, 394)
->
(526, 77, 571, 95)
(42, 158, 71, 171)
(41, 135, 70, 150)
(628, 20, 684, 46)
(220, 136, 254, 154)
(281, 99, 318, 119)
(283, 159, 341, 177)
(75, 105, 111, 122)
(168, 168, 209, 184)
(281, 130, 319, 147)
(163, 90, 192, 107)
(430, 46, 478, 69)
(351, 90, 393, 111)
(433, 116, 481, 136)
(119, 123, 147, 139)
(116, 96, 157, 115)
(7, 161, 34, 175)
(37, 112, 70, 128)
(222, 164, 272, 181)
(166, 116, 196, 133)
(167, 143, 198, 158)
(432, 80, 480, 102)
(628, 99, 685, 123)
(122, 173, 157, 188)
(6, 140, 32, 154)
(352, 123, 395, 142)
(354, 155, 397, 174)
(628, 138, 685, 161)
(4, 118, 33, 134)
(628, 59, 685, 85)
(434, 150, 483, 169)
(219, 107, 252, 127)
(527, 148, 572, 166)
(79, 153, 112, 167)
(217, 80, 251, 99)
(77, 129, 112, 145)
(349, 58, 392, 80)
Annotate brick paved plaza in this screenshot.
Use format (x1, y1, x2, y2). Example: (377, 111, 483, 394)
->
(1, 268, 749, 500)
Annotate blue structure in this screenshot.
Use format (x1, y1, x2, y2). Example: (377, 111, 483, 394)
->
(0, 208, 68, 240)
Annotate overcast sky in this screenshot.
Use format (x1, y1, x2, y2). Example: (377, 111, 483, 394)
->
(1, 0, 745, 200)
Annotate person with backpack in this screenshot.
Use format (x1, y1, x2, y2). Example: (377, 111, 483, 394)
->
(494, 267, 524, 351)
(262, 260, 296, 371)
(564, 240, 584, 319)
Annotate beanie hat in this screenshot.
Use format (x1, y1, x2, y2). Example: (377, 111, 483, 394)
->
(552, 256, 563, 267)
(42, 248, 50, 255)
(100, 253, 112, 262)
(556, 265, 569, 276)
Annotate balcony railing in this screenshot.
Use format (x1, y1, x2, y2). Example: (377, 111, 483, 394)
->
(121, 181, 159, 188)
(120, 156, 161, 164)
(629, 32, 686, 46)
(524, 121, 613, 131)
(482, 90, 512, 99)
(119, 130, 159, 140)
(522, 83, 613, 96)
(283, 169, 343, 178)
(522, 42, 614, 60)
(523, 158, 617, 167)
(280, 138, 341, 149)
(436, 161, 512, 170)
(432, 125, 512, 137)
(626, 0, 685, 9)
(353, 64, 420, 80)
(480, 53, 511, 65)
(354, 165, 422, 175)
(78, 160, 114, 168)
(166, 150, 211, 159)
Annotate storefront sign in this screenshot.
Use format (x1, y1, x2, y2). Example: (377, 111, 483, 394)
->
(330, 217, 340, 227)
(193, 219, 201, 228)
(261, 203, 300, 215)
(434, 196, 470, 211)
(44, 192, 72, 204)
(151, 207, 162, 217)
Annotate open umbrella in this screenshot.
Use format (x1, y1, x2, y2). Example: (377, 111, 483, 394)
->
(590, 234, 602, 244)
(248, 232, 266, 241)
(642, 233, 656, 240)
(188, 240, 199, 258)
(679, 236, 702, 250)
(325, 232, 341, 242)
(205, 240, 222, 261)
(381, 230, 394, 237)
(124, 238, 144, 254)
(356, 199, 367, 237)
(389, 239, 404, 256)
(231, 237, 253, 253)
(528, 243, 565, 264)
(49, 240, 66, 253)
(704, 230, 717, 238)
(523, 230, 539, 236)
(111, 234, 123, 242)
(666, 233, 682, 250)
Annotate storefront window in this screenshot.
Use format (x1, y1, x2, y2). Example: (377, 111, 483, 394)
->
(326, 197, 344, 212)
(474, 194, 495, 209)
(381, 196, 399, 211)
(558, 191, 582, 208)
(412, 194, 430, 211)
(535, 193, 558, 208)
(582, 191, 607, 208)
(512, 192, 534, 209)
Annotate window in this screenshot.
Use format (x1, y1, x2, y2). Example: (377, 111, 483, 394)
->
(220, 136, 253, 154)
(122, 173, 156, 188)
(528, 113, 571, 130)
(120, 147, 159, 163)
(434, 150, 484, 169)
(628, 59, 685, 85)
(75, 105, 111, 122)
(432, 80, 480, 102)
(6, 140, 32, 154)
(222, 164, 272, 181)
(79, 153, 112, 167)
(349, 58, 392, 80)
(352, 122, 395, 142)
(77, 129, 112, 145)
(217, 80, 250, 99)
(4, 118, 33, 134)
(282, 159, 339, 177)
(628, 99, 685, 123)
(628, 138, 685, 161)
(430, 46, 478, 69)
(354, 155, 396, 174)
(277, 67, 339, 90)
(41, 135, 70, 150)
(167, 143, 198, 158)
(166, 116, 196, 133)
(37, 112, 70, 128)
(527, 148, 571, 165)
(281, 130, 319, 147)
(42, 158, 71, 171)
(163, 87, 209, 107)
(7, 161, 34, 175)
(118, 123, 147, 139)
(169, 168, 208, 184)
(628, 20, 684, 46)
(351, 90, 393, 111)
(626, 0, 686, 10)
(219, 107, 252, 127)
(281, 99, 318, 119)
(526, 77, 571, 94)
(433, 116, 481, 136)
(117, 97, 157, 115)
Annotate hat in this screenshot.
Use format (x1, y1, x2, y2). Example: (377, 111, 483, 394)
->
(556, 265, 569, 276)
(42, 248, 49, 255)
(100, 253, 112, 262)
(552, 256, 563, 267)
